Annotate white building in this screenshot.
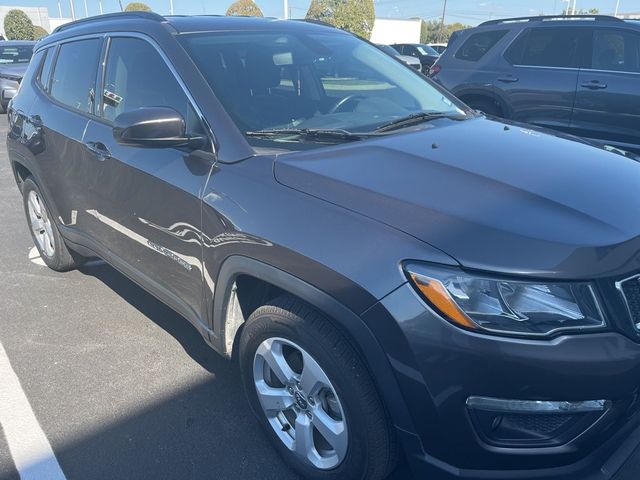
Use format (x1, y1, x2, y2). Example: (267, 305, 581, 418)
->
(370, 18, 422, 45)
(49, 17, 73, 32)
(618, 12, 640, 19)
(0, 6, 50, 36)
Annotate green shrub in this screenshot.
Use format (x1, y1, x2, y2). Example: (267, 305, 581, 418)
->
(124, 2, 152, 12)
(226, 0, 264, 17)
(4, 9, 35, 41)
(32, 25, 48, 40)
(306, 0, 375, 40)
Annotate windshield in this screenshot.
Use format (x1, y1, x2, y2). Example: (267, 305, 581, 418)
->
(179, 31, 466, 147)
(377, 44, 399, 56)
(0, 45, 33, 64)
(416, 44, 439, 56)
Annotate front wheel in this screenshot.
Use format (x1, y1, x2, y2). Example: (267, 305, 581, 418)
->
(239, 296, 398, 480)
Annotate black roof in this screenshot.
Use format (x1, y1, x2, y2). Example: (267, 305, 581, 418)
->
(49, 11, 339, 37)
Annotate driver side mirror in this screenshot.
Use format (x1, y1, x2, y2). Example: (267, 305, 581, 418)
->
(113, 107, 206, 150)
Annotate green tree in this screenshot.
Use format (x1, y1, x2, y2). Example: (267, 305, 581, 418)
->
(420, 19, 467, 44)
(226, 0, 264, 17)
(306, 0, 375, 40)
(124, 2, 152, 11)
(4, 9, 35, 41)
(32, 25, 48, 40)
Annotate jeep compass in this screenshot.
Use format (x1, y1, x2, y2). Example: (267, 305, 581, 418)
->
(8, 12, 640, 480)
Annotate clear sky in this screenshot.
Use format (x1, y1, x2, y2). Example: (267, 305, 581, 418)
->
(5, 0, 640, 26)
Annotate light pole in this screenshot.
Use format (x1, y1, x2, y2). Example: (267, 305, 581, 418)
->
(99, 0, 103, 15)
(118, 0, 124, 12)
(284, 0, 289, 19)
(68, 0, 76, 20)
(83, 0, 88, 17)
(439, 0, 448, 43)
(615, 0, 621, 16)
(170, 0, 174, 15)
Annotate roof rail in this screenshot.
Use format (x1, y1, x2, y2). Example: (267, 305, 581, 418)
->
(293, 18, 337, 29)
(53, 11, 165, 34)
(479, 14, 623, 26)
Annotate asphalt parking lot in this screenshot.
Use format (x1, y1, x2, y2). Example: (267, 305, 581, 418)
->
(1, 112, 640, 480)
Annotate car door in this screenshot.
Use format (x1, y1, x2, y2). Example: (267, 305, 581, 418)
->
(81, 35, 214, 327)
(497, 26, 591, 130)
(571, 27, 640, 151)
(25, 38, 103, 228)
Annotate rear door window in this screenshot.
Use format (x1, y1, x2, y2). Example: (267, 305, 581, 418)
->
(50, 38, 102, 113)
(591, 29, 640, 73)
(505, 27, 590, 68)
(455, 30, 508, 61)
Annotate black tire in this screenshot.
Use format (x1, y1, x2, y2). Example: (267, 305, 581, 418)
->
(239, 295, 398, 480)
(22, 177, 80, 272)
(465, 97, 503, 117)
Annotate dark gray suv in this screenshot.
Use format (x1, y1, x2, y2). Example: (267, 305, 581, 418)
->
(430, 15, 640, 154)
(7, 12, 640, 480)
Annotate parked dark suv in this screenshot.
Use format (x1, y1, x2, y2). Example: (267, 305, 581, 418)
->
(8, 12, 640, 480)
(430, 15, 640, 153)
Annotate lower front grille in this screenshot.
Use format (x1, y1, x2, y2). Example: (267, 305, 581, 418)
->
(617, 275, 640, 330)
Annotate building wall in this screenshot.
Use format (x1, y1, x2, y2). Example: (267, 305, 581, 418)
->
(49, 17, 73, 32)
(0, 6, 50, 36)
(370, 18, 422, 45)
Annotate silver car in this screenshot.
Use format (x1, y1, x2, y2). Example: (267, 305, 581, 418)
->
(0, 41, 35, 112)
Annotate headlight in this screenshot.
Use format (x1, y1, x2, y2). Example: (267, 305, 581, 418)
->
(405, 263, 606, 337)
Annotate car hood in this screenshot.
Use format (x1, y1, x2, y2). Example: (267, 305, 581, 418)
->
(0, 63, 29, 78)
(274, 117, 640, 279)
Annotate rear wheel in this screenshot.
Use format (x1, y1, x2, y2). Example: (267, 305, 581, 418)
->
(239, 296, 398, 480)
(22, 177, 81, 272)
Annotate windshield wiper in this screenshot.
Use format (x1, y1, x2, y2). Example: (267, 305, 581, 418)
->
(374, 111, 467, 133)
(245, 128, 380, 142)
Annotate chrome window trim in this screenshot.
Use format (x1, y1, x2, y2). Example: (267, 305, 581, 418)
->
(580, 67, 640, 75)
(615, 273, 640, 330)
(37, 31, 217, 155)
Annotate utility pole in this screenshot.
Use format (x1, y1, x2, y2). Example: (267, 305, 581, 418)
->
(284, 0, 289, 19)
(439, 0, 448, 43)
(69, 0, 76, 20)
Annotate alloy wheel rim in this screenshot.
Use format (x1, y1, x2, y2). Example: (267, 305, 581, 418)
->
(253, 337, 348, 470)
(27, 190, 55, 258)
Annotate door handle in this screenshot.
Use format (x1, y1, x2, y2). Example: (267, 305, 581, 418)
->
(84, 141, 111, 160)
(581, 81, 607, 90)
(497, 76, 519, 83)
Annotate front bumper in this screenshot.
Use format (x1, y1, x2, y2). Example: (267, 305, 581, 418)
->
(370, 282, 640, 478)
(0, 78, 20, 105)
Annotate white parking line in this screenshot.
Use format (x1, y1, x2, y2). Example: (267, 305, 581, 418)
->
(0, 340, 67, 480)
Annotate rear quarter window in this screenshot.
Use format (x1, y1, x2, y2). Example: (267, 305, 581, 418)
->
(454, 29, 508, 61)
(37, 47, 55, 92)
(505, 27, 591, 68)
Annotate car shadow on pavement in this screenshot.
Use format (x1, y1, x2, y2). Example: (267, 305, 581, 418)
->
(78, 261, 222, 374)
(69, 260, 413, 480)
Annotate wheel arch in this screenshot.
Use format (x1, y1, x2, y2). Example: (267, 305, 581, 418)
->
(212, 255, 416, 434)
(455, 87, 510, 117)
